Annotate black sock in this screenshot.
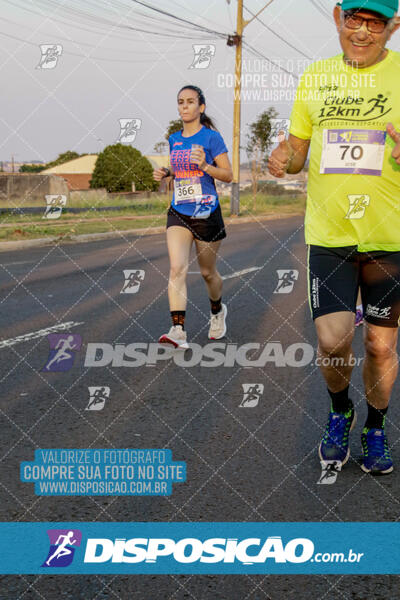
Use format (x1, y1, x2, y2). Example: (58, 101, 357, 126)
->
(328, 385, 353, 413)
(171, 311, 185, 330)
(210, 297, 222, 315)
(365, 403, 388, 430)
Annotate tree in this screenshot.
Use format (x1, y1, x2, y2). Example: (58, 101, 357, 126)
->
(90, 143, 157, 193)
(19, 151, 81, 173)
(45, 151, 81, 169)
(165, 119, 183, 140)
(20, 164, 46, 172)
(246, 108, 278, 209)
(153, 141, 168, 154)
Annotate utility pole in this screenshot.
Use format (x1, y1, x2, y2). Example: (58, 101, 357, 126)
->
(228, 0, 275, 216)
(230, 0, 243, 216)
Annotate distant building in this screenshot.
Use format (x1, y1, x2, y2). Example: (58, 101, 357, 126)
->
(42, 155, 98, 190)
(42, 153, 170, 191)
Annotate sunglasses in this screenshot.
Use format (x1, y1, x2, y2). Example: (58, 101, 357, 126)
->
(342, 10, 390, 33)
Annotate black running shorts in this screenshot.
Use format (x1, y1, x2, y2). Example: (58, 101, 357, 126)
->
(166, 204, 226, 242)
(307, 245, 400, 328)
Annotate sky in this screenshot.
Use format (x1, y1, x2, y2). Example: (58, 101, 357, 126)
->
(2, 0, 400, 164)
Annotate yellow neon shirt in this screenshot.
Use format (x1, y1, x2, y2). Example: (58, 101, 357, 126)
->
(289, 50, 400, 252)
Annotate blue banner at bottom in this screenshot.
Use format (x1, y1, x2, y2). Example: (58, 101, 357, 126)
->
(0, 522, 398, 574)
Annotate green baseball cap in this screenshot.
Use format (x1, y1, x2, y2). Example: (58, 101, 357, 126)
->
(339, 0, 398, 17)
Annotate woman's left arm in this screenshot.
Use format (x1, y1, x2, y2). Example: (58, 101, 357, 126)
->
(191, 147, 233, 183)
(202, 152, 233, 183)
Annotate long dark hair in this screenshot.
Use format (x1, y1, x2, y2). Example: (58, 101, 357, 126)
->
(178, 85, 218, 131)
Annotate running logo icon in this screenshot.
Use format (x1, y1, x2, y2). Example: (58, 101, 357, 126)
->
(36, 45, 63, 69)
(86, 386, 110, 411)
(42, 195, 67, 220)
(118, 119, 142, 143)
(42, 529, 82, 567)
(191, 197, 216, 219)
(189, 45, 216, 69)
(345, 195, 370, 219)
(317, 460, 342, 485)
(120, 269, 145, 294)
(240, 383, 264, 408)
(274, 270, 299, 294)
(42, 334, 82, 372)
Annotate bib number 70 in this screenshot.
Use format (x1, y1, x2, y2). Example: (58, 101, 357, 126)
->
(340, 145, 364, 160)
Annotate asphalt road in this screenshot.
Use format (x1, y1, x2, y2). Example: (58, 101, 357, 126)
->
(1, 216, 399, 599)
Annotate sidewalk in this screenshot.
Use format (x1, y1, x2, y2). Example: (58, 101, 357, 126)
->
(0, 213, 303, 253)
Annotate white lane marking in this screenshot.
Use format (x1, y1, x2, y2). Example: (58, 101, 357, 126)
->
(0, 321, 84, 350)
(221, 267, 262, 281)
(0, 256, 88, 267)
(188, 267, 263, 279)
(0, 260, 36, 267)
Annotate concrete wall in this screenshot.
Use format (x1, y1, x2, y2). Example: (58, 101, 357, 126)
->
(0, 174, 69, 206)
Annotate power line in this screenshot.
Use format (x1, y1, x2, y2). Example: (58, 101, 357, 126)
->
(0, 29, 196, 62)
(243, 4, 312, 59)
(36, 0, 212, 35)
(5, 0, 219, 41)
(0, 16, 188, 54)
(129, 0, 229, 38)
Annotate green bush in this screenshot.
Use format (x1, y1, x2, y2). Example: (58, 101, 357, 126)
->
(90, 144, 157, 193)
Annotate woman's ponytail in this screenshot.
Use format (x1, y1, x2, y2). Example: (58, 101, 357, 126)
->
(200, 111, 217, 130)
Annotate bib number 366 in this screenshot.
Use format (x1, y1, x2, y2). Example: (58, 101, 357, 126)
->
(174, 178, 202, 203)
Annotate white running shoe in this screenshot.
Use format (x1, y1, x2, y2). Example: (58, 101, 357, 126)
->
(208, 303, 227, 339)
(158, 325, 188, 349)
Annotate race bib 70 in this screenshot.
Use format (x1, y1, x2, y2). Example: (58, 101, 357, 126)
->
(320, 129, 386, 176)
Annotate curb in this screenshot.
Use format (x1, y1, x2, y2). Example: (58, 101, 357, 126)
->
(0, 213, 303, 253)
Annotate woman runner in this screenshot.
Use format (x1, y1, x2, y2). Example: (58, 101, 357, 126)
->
(153, 85, 233, 348)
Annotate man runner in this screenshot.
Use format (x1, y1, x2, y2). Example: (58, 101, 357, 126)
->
(268, 0, 400, 474)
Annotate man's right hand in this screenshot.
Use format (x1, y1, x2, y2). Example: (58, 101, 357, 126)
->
(153, 167, 169, 181)
(268, 131, 294, 178)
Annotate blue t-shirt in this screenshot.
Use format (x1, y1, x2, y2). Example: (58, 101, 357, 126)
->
(169, 126, 228, 218)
